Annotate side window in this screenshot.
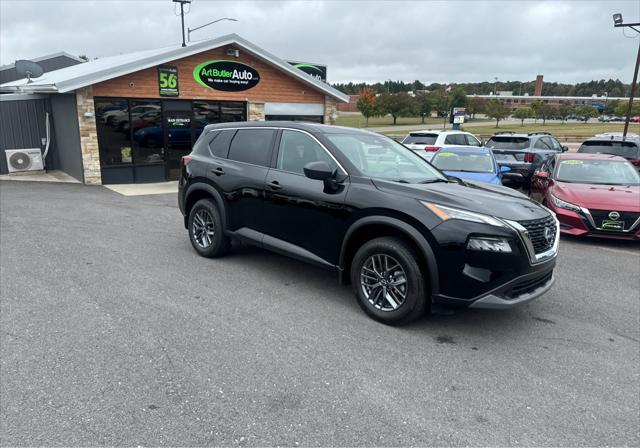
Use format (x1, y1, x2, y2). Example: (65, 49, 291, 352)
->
(444, 134, 467, 145)
(227, 129, 276, 166)
(534, 137, 551, 149)
(550, 138, 563, 151)
(465, 134, 481, 146)
(276, 130, 336, 175)
(547, 157, 556, 174)
(208, 129, 235, 158)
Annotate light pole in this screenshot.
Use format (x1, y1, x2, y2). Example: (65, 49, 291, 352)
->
(494, 77, 498, 96)
(173, 0, 191, 47)
(188, 17, 238, 42)
(613, 13, 640, 140)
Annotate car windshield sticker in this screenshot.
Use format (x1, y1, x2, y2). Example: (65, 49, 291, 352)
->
(561, 160, 583, 164)
(438, 152, 455, 157)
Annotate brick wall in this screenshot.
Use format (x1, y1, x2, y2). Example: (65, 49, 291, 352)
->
(75, 86, 101, 184)
(92, 46, 325, 105)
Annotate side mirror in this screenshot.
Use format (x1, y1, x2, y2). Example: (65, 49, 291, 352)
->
(562, 146, 569, 152)
(499, 165, 511, 173)
(303, 161, 333, 180)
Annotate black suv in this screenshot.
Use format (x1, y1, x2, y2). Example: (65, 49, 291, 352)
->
(485, 132, 568, 187)
(179, 122, 559, 325)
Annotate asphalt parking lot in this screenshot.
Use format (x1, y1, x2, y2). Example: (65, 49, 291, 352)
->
(1, 181, 639, 446)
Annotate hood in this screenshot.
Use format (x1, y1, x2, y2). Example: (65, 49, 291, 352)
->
(553, 182, 640, 212)
(372, 178, 549, 221)
(443, 170, 500, 185)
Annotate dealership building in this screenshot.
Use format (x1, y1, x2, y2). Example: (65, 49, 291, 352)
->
(0, 34, 348, 184)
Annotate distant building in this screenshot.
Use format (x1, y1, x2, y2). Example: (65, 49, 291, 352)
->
(337, 94, 359, 112)
(467, 93, 637, 112)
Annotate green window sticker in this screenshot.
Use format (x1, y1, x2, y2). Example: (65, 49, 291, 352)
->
(561, 159, 583, 165)
(438, 152, 455, 157)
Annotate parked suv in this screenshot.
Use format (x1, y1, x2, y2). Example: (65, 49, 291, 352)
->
(179, 122, 559, 325)
(484, 132, 568, 187)
(577, 133, 640, 169)
(401, 130, 482, 161)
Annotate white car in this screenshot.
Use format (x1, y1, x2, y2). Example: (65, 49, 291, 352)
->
(401, 130, 482, 160)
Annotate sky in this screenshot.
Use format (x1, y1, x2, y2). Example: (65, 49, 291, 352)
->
(0, 0, 639, 85)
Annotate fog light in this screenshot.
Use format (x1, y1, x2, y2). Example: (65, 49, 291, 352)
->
(467, 237, 512, 253)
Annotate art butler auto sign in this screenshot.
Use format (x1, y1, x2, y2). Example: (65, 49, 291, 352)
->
(193, 60, 260, 92)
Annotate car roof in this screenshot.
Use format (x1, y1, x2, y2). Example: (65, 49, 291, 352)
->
(435, 146, 491, 154)
(407, 130, 469, 136)
(489, 132, 553, 138)
(557, 153, 628, 162)
(203, 121, 375, 135)
(583, 133, 640, 144)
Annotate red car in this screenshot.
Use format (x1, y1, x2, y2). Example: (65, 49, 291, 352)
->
(530, 153, 640, 240)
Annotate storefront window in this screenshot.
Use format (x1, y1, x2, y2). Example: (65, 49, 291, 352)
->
(130, 100, 163, 164)
(96, 100, 132, 165)
(221, 102, 246, 122)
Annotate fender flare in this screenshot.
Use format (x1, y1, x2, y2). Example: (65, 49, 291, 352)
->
(183, 182, 227, 231)
(339, 216, 439, 295)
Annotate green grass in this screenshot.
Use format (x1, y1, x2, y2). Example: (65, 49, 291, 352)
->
(335, 113, 490, 128)
(461, 122, 639, 139)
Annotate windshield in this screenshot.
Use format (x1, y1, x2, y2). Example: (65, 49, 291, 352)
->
(578, 141, 640, 160)
(326, 133, 446, 183)
(556, 159, 640, 185)
(431, 151, 495, 173)
(486, 136, 530, 150)
(403, 134, 437, 145)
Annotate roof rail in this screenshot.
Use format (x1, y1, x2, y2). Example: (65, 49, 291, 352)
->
(494, 131, 516, 135)
(528, 132, 552, 136)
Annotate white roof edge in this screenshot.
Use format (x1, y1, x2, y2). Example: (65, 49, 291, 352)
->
(0, 34, 349, 103)
(0, 51, 84, 71)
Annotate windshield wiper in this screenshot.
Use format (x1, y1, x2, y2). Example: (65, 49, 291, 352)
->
(417, 178, 449, 184)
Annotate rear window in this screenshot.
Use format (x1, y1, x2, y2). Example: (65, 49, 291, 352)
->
(578, 141, 640, 160)
(444, 134, 468, 145)
(485, 136, 530, 150)
(403, 133, 437, 145)
(209, 129, 236, 158)
(228, 129, 276, 166)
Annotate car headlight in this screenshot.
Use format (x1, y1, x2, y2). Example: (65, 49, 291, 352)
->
(550, 194, 581, 212)
(467, 237, 512, 253)
(420, 201, 507, 228)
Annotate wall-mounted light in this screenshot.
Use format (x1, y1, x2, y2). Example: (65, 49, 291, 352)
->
(613, 13, 623, 26)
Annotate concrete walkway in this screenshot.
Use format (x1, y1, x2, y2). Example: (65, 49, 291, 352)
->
(0, 170, 80, 183)
(104, 181, 178, 196)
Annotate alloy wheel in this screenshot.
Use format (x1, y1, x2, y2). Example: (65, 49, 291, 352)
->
(360, 254, 408, 311)
(192, 209, 215, 248)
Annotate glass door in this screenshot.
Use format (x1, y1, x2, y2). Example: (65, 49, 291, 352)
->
(165, 112, 193, 181)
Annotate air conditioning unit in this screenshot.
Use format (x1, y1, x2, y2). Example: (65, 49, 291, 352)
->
(5, 148, 44, 173)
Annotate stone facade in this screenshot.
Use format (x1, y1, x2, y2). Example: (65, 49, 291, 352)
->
(75, 86, 101, 184)
(324, 96, 337, 125)
(248, 102, 265, 121)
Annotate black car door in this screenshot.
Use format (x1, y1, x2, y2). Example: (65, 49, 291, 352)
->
(205, 128, 276, 233)
(262, 129, 350, 266)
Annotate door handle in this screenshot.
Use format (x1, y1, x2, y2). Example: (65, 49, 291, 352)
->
(267, 180, 282, 190)
(211, 167, 225, 176)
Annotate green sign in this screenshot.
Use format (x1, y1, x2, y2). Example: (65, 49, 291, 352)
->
(158, 66, 179, 97)
(193, 60, 260, 92)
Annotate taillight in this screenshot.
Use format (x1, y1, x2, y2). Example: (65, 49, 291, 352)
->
(425, 146, 441, 152)
(630, 159, 640, 167)
(181, 155, 193, 165)
(524, 153, 535, 163)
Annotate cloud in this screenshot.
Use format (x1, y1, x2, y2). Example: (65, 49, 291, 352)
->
(0, 0, 638, 84)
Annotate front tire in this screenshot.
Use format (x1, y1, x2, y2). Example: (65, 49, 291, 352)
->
(350, 237, 428, 325)
(188, 199, 230, 258)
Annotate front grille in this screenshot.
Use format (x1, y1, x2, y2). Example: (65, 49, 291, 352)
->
(518, 215, 557, 254)
(506, 271, 553, 299)
(588, 210, 640, 232)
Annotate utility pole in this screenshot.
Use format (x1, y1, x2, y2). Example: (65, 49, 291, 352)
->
(173, 0, 191, 47)
(613, 13, 640, 140)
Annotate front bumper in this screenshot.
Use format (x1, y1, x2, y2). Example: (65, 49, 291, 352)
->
(552, 205, 640, 241)
(430, 215, 559, 309)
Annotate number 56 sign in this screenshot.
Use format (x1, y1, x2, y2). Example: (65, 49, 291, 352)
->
(158, 66, 179, 97)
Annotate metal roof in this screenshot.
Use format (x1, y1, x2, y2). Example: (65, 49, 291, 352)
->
(0, 34, 349, 103)
(468, 94, 637, 101)
(0, 52, 84, 71)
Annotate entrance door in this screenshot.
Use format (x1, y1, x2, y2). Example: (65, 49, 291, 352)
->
(165, 112, 193, 180)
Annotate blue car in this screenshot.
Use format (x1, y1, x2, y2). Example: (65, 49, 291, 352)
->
(429, 146, 509, 185)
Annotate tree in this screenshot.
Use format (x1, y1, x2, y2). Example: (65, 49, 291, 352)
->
(535, 103, 557, 125)
(467, 97, 487, 118)
(513, 107, 534, 126)
(575, 105, 598, 122)
(377, 92, 413, 125)
(604, 100, 620, 115)
(356, 86, 377, 125)
(413, 93, 432, 123)
(614, 101, 640, 117)
(557, 103, 575, 123)
(485, 100, 510, 127)
(449, 87, 468, 108)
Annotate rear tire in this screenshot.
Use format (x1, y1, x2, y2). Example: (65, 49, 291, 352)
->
(188, 199, 230, 258)
(350, 237, 428, 325)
